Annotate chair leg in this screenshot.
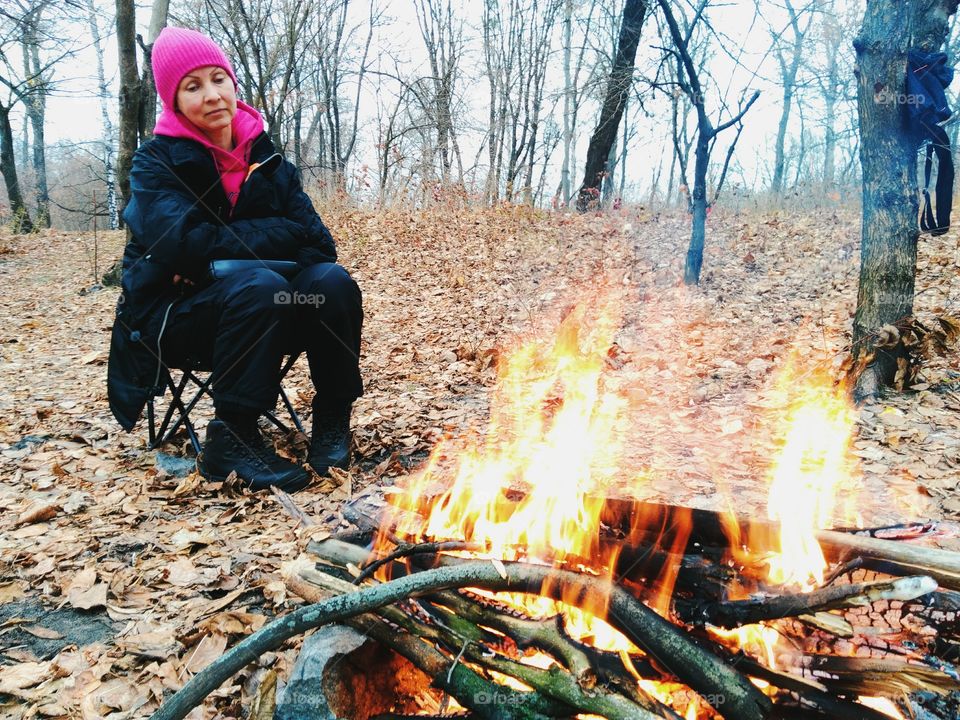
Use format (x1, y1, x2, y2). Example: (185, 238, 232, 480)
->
(262, 410, 290, 433)
(278, 386, 305, 433)
(147, 397, 157, 447)
(159, 370, 213, 449)
(153, 373, 190, 447)
(162, 376, 204, 456)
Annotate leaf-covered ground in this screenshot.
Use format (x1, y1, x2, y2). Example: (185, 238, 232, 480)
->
(1, 204, 959, 717)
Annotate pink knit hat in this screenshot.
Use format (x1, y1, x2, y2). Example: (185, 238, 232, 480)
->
(151, 27, 239, 111)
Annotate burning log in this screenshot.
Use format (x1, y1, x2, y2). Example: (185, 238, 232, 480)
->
(690, 575, 938, 628)
(295, 561, 679, 716)
(308, 537, 774, 720)
(597, 498, 960, 592)
(151, 555, 773, 720)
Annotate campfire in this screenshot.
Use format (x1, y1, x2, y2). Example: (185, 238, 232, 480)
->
(155, 300, 960, 720)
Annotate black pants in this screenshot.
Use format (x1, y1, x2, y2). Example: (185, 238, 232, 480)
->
(157, 263, 363, 416)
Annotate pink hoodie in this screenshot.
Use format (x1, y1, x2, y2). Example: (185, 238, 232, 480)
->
(153, 100, 265, 209)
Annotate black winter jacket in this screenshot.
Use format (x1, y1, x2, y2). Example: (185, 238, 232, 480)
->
(107, 131, 337, 431)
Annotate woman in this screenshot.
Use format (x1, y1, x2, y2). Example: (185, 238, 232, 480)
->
(107, 26, 363, 492)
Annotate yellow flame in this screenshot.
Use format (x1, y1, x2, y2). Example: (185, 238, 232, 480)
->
(708, 624, 782, 670)
(382, 297, 631, 645)
(758, 361, 859, 589)
(858, 696, 907, 719)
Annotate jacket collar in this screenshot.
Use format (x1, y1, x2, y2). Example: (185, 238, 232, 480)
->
(161, 131, 278, 172)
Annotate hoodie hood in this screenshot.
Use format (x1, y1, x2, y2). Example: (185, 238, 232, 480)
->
(153, 100, 265, 207)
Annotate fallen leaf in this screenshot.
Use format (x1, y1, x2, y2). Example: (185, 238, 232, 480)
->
(165, 557, 201, 587)
(22, 625, 63, 640)
(17, 501, 59, 526)
(0, 581, 27, 603)
(249, 670, 277, 720)
(0, 661, 52, 696)
(66, 567, 108, 610)
(720, 418, 744, 435)
(183, 633, 228, 674)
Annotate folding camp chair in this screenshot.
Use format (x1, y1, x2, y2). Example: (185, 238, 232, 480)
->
(146, 352, 305, 455)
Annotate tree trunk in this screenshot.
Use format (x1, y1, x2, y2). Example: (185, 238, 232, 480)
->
(0, 104, 34, 234)
(115, 0, 141, 219)
(576, 0, 646, 211)
(771, 77, 795, 194)
(684, 131, 710, 285)
(770, 1, 807, 196)
(87, 0, 117, 229)
(560, 0, 573, 205)
(823, 92, 837, 187)
(852, 0, 958, 396)
(21, 10, 49, 228)
(138, 0, 169, 139)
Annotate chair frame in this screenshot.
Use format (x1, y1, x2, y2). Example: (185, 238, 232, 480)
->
(146, 353, 305, 455)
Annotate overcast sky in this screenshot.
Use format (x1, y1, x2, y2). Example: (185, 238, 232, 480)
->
(30, 0, 869, 199)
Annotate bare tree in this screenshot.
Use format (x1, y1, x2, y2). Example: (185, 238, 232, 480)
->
(85, 0, 118, 229)
(307, 0, 376, 190)
(0, 0, 71, 232)
(766, 0, 811, 195)
(852, 0, 958, 397)
(560, 0, 574, 203)
(115, 0, 139, 219)
(414, 0, 465, 187)
(483, 0, 563, 204)
(575, 0, 646, 211)
(138, 0, 169, 137)
(19, 2, 50, 227)
(658, 0, 760, 285)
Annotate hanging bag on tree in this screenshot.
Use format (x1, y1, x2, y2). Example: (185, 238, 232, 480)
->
(906, 50, 954, 236)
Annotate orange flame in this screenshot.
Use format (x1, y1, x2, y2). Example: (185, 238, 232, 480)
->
(379, 300, 870, 718)
(743, 360, 860, 590)
(382, 297, 631, 644)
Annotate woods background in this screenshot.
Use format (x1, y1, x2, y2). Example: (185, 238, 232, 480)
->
(0, 0, 900, 230)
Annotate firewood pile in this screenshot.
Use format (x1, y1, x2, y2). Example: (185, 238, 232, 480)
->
(151, 495, 960, 720)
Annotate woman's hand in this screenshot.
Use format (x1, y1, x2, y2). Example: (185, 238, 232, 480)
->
(173, 274, 195, 286)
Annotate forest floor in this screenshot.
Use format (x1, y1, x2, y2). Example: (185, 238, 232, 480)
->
(1, 202, 960, 718)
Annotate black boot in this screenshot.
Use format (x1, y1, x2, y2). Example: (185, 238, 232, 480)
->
(198, 419, 311, 492)
(308, 401, 352, 474)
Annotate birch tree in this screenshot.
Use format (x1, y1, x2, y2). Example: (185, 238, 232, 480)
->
(86, 0, 118, 229)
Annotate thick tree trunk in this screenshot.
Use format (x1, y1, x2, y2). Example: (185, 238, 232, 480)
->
(576, 0, 646, 211)
(852, 0, 958, 396)
(0, 104, 34, 234)
(21, 12, 49, 228)
(115, 0, 141, 218)
(25, 64, 49, 228)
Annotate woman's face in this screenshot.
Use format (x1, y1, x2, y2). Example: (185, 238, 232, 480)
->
(175, 65, 237, 138)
